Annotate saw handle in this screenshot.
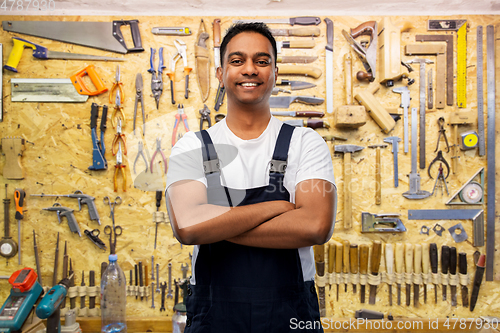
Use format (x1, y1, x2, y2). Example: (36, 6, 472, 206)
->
(113, 20, 144, 53)
(70, 65, 108, 96)
(4, 37, 49, 72)
(350, 21, 377, 41)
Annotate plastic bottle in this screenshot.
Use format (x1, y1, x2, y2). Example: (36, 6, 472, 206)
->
(101, 254, 127, 333)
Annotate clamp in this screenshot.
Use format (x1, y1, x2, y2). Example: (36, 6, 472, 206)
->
(88, 103, 108, 171)
(134, 141, 148, 174)
(428, 150, 450, 179)
(111, 90, 126, 129)
(172, 104, 190, 147)
(148, 47, 165, 109)
(435, 117, 450, 153)
(114, 142, 127, 192)
(112, 119, 127, 156)
(167, 39, 192, 105)
(151, 137, 167, 174)
(199, 104, 211, 130)
(109, 64, 125, 104)
(134, 73, 146, 136)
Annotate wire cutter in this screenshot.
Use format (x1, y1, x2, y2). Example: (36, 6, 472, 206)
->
(435, 117, 450, 153)
(111, 90, 126, 129)
(134, 141, 148, 174)
(148, 47, 166, 109)
(172, 104, 190, 147)
(199, 104, 211, 130)
(89, 103, 108, 171)
(151, 137, 167, 174)
(112, 118, 127, 156)
(167, 39, 192, 105)
(114, 142, 127, 192)
(134, 73, 146, 136)
(109, 64, 125, 104)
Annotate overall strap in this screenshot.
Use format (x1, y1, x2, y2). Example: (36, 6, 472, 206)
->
(195, 130, 220, 174)
(270, 123, 295, 174)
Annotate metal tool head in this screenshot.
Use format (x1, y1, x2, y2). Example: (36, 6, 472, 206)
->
(173, 39, 188, 67)
(384, 136, 401, 152)
(448, 223, 468, 243)
(368, 144, 388, 149)
(392, 86, 409, 95)
(116, 118, 122, 134)
(155, 137, 162, 149)
(407, 58, 433, 65)
(322, 135, 348, 142)
(135, 73, 143, 91)
(334, 144, 364, 154)
(115, 65, 121, 82)
(433, 224, 445, 236)
(177, 104, 185, 115)
(116, 142, 123, 165)
(199, 104, 210, 117)
(115, 90, 121, 107)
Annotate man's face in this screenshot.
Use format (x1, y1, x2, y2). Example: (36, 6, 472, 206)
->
(217, 32, 278, 108)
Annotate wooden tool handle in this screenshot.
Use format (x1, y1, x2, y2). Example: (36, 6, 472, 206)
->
(385, 243, 394, 275)
(289, 27, 321, 37)
(1, 138, 25, 180)
(350, 21, 377, 39)
(422, 243, 430, 274)
(359, 244, 369, 275)
(414, 244, 422, 274)
(343, 240, 350, 274)
(405, 244, 413, 274)
(213, 19, 221, 47)
(335, 243, 343, 274)
(278, 65, 322, 79)
(370, 241, 382, 275)
(288, 39, 315, 48)
(314, 244, 325, 262)
(350, 244, 359, 274)
(395, 243, 404, 274)
(459, 252, 467, 275)
(328, 243, 335, 274)
(344, 52, 353, 105)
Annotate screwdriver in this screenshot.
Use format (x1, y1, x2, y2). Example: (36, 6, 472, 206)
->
(154, 191, 162, 250)
(14, 189, 25, 265)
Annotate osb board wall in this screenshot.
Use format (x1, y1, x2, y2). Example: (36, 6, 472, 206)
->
(0, 14, 499, 322)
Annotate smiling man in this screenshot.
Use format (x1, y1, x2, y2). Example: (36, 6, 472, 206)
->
(166, 23, 336, 332)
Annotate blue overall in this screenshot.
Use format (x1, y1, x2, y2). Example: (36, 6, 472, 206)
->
(185, 124, 323, 333)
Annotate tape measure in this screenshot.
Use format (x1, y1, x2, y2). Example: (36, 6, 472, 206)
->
(460, 131, 478, 150)
(460, 182, 483, 204)
(457, 23, 467, 108)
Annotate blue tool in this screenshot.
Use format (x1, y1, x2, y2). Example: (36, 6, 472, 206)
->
(89, 102, 108, 171)
(36, 275, 73, 333)
(0, 268, 43, 333)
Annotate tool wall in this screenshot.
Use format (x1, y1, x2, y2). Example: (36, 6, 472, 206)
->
(0, 14, 499, 326)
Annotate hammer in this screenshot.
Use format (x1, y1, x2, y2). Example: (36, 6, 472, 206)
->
(368, 144, 388, 205)
(334, 144, 364, 229)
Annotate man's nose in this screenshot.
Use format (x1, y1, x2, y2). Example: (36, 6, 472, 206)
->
(241, 60, 258, 76)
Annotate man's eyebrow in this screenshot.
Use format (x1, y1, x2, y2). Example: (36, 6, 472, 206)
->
(227, 51, 245, 59)
(226, 51, 272, 60)
(255, 52, 272, 59)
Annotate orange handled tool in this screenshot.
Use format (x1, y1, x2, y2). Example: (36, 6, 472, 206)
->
(70, 65, 108, 96)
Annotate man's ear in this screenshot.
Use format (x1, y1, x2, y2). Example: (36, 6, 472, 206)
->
(274, 66, 279, 86)
(216, 66, 224, 88)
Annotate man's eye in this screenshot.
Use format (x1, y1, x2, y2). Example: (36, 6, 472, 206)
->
(229, 59, 243, 64)
(257, 60, 271, 65)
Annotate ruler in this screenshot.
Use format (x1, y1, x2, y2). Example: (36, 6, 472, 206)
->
(477, 26, 485, 156)
(485, 25, 495, 281)
(0, 43, 2, 122)
(457, 23, 467, 108)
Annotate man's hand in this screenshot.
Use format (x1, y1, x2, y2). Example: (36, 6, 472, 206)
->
(226, 179, 336, 249)
(167, 179, 295, 245)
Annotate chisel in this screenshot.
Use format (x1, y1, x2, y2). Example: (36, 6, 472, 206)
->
(395, 243, 404, 305)
(385, 243, 394, 306)
(449, 247, 458, 306)
(135, 264, 139, 300)
(139, 261, 144, 301)
(441, 245, 450, 301)
(459, 252, 469, 308)
(313, 244, 326, 317)
(430, 243, 439, 304)
(405, 243, 413, 306)
(350, 244, 359, 294)
(343, 240, 350, 293)
(335, 242, 343, 301)
(470, 254, 485, 311)
(359, 244, 369, 304)
(413, 244, 422, 307)
(368, 241, 382, 305)
(328, 243, 335, 291)
(422, 243, 430, 304)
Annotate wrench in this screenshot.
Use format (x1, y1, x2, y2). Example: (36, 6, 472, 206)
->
(151, 282, 155, 309)
(167, 263, 173, 299)
(156, 263, 160, 293)
(151, 256, 155, 281)
(181, 263, 189, 279)
(160, 282, 167, 312)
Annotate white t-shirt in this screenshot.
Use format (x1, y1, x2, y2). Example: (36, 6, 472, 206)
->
(166, 116, 337, 282)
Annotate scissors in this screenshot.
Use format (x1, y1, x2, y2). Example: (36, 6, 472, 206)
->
(103, 196, 123, 254)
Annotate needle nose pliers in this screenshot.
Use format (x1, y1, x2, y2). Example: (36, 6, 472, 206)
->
(112, 118, 127, 156)
(134, 141, 148, 174)
(134, 73, 146, 136)
(109, 64, 124, 104)
(111, 90, 126, 129)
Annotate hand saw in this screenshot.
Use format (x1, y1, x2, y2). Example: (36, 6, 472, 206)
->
(3, 20, 144, 54)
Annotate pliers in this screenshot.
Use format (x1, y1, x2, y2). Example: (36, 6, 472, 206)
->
(109, 64, 124, 104)
(150, 137, 167, 174)
(112, 118, 127, 156)
(172, 104, 190, 147)
(114, 142, 127, 192)
(435, 117, 450, 153)
(111, 90, 126, 129)
(148, 47, 166, 109)
(199, 104, 211, 130)
(88, 103, 108, 171)
(167, 39, 192, 105)
(134, 73, 146, 136)
(134, 141, 148, 174)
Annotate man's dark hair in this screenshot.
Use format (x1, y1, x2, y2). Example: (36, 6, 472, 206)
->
(219, 22, 277, 67)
